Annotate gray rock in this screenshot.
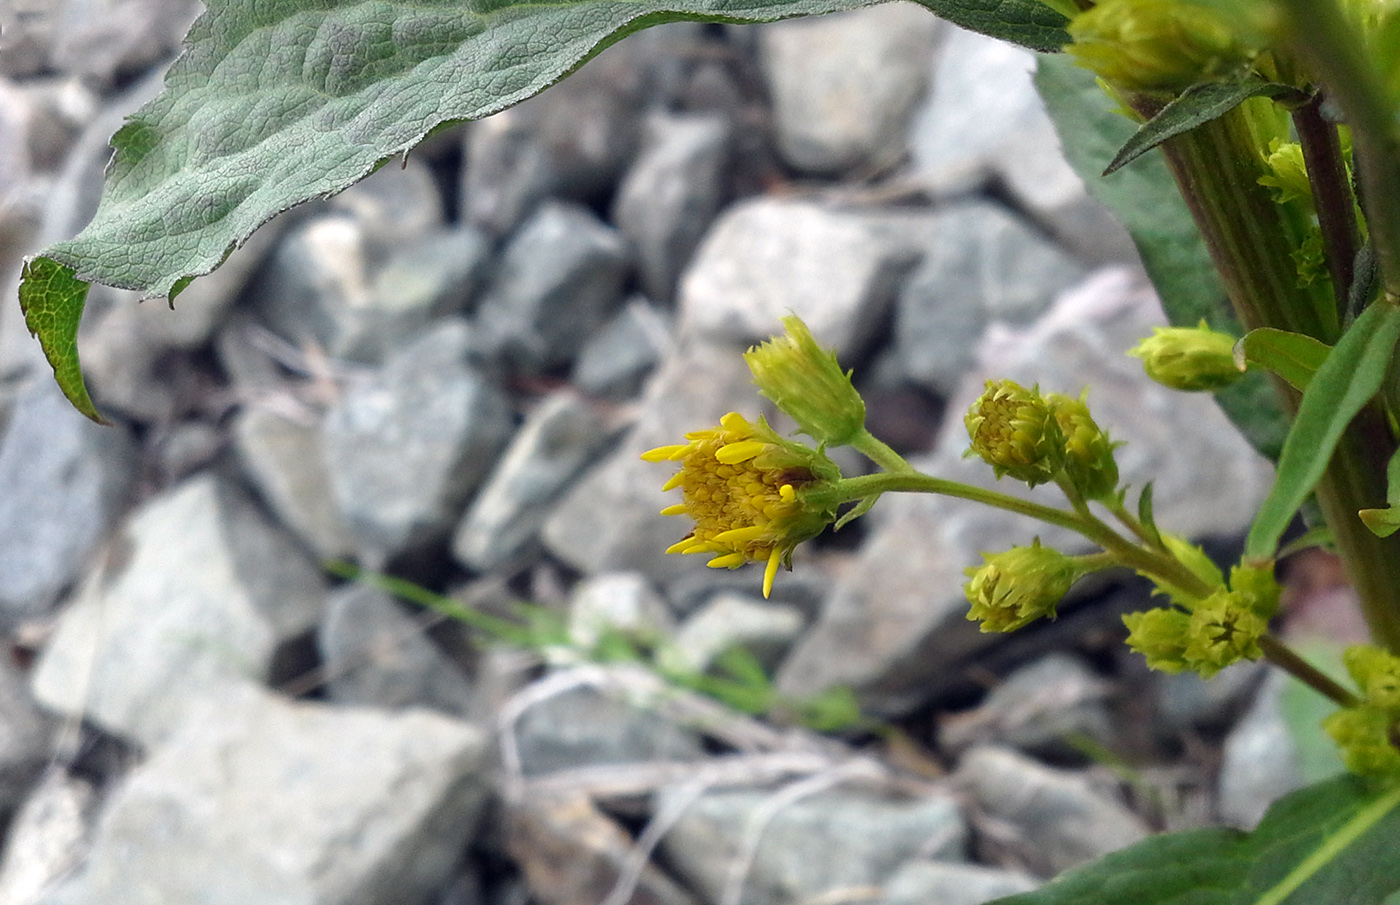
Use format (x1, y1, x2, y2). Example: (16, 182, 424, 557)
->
(907, 26, 1134, 264)
(458, 25, 703, 234)
(42, 687, 488, 905)
(760, 3, 939, 175)
(1217, 672, 1305, 830)
(512, 685, 703, 777)
(957, 746, 1148, 875)
(0, 772, 95, 905)
(324, 321, 513, 561)
(677, 197, 915, 357)
(659, 787, 966, 905)
(0, 378, 135, 626)
(939, 654, 1114, 758)
(1156, 660, 1265, 734)
(371, 226, 493, 317)
(657, 593, 805, 676)
(233, 404, 355, 560)
(777, 270, 1274, 712)
(318, 585, 475, 716)
(570, 299, 673, 400)
(31, 474, 325, 746)
(330, 159, 445, 254)
(542, 340, 774, 584)
(0, 659, 56, 817)
(452, 391, 622, 573)
(507, 793, 698, 905)
(612, 113, 731, 301)
(567, 572, 675, 651)
(881, 861, 1038, 905)
(892, 202, 1087, 395)
(48, 0, 200, 87)
(475, 201, 631, 373)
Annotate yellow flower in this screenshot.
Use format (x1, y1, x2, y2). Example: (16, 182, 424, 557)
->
(641, 412, 840, 598)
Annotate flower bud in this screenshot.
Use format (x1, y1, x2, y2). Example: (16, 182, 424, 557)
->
(642, 412, 842, 598)
(1067, 0, 1260, 94)
(1343, 645, 1400, 712)
(1049, 392, 1120, 501)
(1123, 607, 1192, 673)
(1259, 140, 1314, 209)
(1182, 589, 1268, 678)
(1129, 321, 1243, 392)
(964, 540, 1081, 633)
(1323, 706, 1400, 779)
(744, 316, 866, 448)
(965, 380, 1065, 487)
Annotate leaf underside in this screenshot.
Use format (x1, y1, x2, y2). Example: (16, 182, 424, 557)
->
(17, 0, 1067, 419)
(988, 775, 1400, 905)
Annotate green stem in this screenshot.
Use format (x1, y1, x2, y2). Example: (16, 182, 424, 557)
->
(850, 428, 916, 474)
(822, 472, 1089, 534)
(1155, 104, 1400, 653)
(1259, 634, 1360, 707)
(1273, 0, 1400, 297)
(1293, 95, 1360, 318)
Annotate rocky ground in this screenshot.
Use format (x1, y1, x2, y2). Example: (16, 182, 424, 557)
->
(0, 3, 1358, 904)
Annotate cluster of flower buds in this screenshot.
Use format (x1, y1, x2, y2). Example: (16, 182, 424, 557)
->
(1323, 646, 1400, 778)
(964, 379, 1121, 500)
(1122, 557, 1281, 679)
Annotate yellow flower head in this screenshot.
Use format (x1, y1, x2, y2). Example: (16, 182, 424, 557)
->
(642, 412, 841, 598)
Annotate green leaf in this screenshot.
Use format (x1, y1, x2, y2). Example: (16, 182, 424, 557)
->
(17, 0, 1067, 419)
(989, 776, 1400, 905)
(1104, 77, 1308, 176)
(1136, 482, 1165, 548)
(1245, 301, 1400, 560)
(1358, 445, 1400, 537)
(1236, 328, 1332, 392)
(17, 257, 102, 424)
(1034, 53, 1289, 461)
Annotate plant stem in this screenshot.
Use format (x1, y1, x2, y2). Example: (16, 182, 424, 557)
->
(1273, 0, 1400, 298)
(1293, 94, 1360, 318)
(823, 472, 1088, 534)
(1259, 634, 1359, 707)
(1155, 105, 1400, 653)
(850, 428, 916, 474)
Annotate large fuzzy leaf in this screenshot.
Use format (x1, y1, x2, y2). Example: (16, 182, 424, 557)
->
(17, 0, 1069, 419)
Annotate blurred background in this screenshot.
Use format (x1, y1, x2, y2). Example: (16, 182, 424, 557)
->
(0, 2, 1362, 903)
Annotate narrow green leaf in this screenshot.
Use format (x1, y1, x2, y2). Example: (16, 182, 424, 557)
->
(1358, 445, 1400, 537)
(1035, 53, 1289, 461)
(1236, 328, 1332, 392)
(1276, 524, 1335, 559)
(1104, 77, 1308, 176)
(1136, 482, 1164, 548)
(988, 776, 1400, 905)
(1245, 301, 1400, 560)
(16, 257, 102, 424)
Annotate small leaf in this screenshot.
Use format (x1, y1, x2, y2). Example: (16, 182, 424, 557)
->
(1236, 328, 1332, 392)
(989, 776, 1400, 905)
(17, 257, 102, 423)
(1104, 77, 1308, 176)
(1245, 300, 1400, 560)
(1358, 445, 1400, 537)
(1277, 525, 1336, 559)
(1136, 482, 1165, 548)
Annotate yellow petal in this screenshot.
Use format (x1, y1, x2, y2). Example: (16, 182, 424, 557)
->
(660, 504, 689, 516)
(667, 537, 707, 554)
(707, 552, 748, 569)
(719, 412, 751, 433)
(716, 440, 766, 464)
(662, 473, 686, 492)
(779, 484, 796, 502)
(714, 525, 766, 546)
(763, 548, 782, 599)
(641, 444, 691, 462)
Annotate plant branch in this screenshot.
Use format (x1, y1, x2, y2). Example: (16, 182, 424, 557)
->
(1293, 94, 1360, 318)
(1259, 634, 1359, 707)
